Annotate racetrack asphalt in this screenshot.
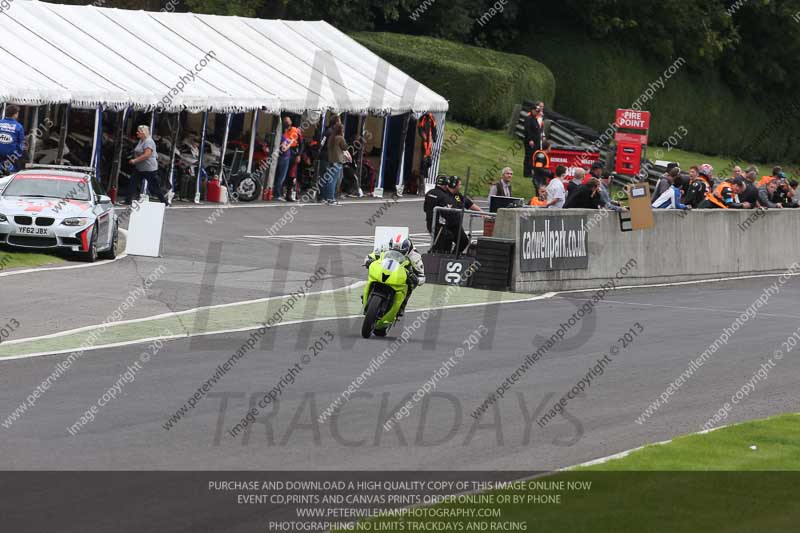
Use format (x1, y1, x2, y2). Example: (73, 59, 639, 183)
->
(1, 197, 431, 339)
(1, 241, 799, 471)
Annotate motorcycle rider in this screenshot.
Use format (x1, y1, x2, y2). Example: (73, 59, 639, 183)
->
(364, 237, 425, 317)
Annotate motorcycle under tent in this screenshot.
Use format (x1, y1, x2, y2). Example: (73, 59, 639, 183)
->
(0, 0, 449, 201)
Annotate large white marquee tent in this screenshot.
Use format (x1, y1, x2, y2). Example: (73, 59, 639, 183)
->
(0, 0, 449, 195)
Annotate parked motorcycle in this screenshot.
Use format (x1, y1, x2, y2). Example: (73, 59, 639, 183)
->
(361, 250, 409, 338)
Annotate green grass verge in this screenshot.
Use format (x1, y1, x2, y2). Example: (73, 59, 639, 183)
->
(343, 414, 800, 533)
(575, 412, 800, 471)
(0, 249, 64, 271)
(353, 32, 555, 129)
(0, 283, 530, 358)
(438, 121, 533, 200)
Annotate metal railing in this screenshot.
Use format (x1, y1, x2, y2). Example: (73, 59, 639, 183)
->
(431, 206, 496, 257)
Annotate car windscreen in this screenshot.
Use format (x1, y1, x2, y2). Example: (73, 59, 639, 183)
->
(1, 175, 92, 201)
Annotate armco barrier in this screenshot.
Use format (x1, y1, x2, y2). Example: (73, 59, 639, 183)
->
(492, 208, 800, 292)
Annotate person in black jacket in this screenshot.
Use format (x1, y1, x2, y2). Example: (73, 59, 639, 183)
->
(738, 165, 759, 208)
(524, 101, 544, 178)
(564, 178, 603, 209)
(683, 163, 714, 208)
(424, 175, 453, 234)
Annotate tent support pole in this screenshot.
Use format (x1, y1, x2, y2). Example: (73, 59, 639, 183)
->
(246, 110, 258, 173)
(396, 114, 410, 196)
(358, 113, 366, 195)
(91, 105, 103, 183)
(56, 104, 70, 163)
(90, 105, 101, 180)
(110, 107, 130, 203)
(168, 112, 181, 195)
(219, 113, 232, 185)
(267, 116, 281, 198)
(376, 115, 390, 197)
(29, 106, 39, 166)
(195, 111, 208, 203)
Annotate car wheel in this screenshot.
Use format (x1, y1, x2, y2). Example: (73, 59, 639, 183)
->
(98, 223, 118, 260)
(82, 226, 98, 263)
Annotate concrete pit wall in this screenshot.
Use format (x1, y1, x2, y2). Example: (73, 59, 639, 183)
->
(492, 207, 800, 293)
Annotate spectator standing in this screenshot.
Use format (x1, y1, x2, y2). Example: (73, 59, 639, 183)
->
(425, 175, 453, 235)
(652, 175, 690, 210)
(531, 140, 552, 190)
(417, 113, 438, 180)
(544, 169, 565, 208)
(523, 101, 544, 178)
(567, 168, 585, 199)
(683, 165, 699, 196)
(598, 173, 626, 212)
(564, 178, 603, 209)
(684, 163, 714, 208)
(284, 117, 304, 202)
(739, 165, 759, 208)
(653, 167, 680, 199)
(125, 125, 169, 206)
(273, 117, 293, 201)
(0, 105, 25, 174)
(488, 167, 514, 198)
(324, 122, 348, 206)
(757, 179, 782, 209)
(773, 173, 798, 207)
(698, 177, 748, 209)
(758, 166, 783, 187)
(529, 185, 548, 207)
(317, 115, 341, 201)
(447, 175, 483, 254)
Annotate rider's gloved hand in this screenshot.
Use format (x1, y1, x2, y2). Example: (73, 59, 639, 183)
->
(407, 271, 419, 287)
(364, 257, 374, 269)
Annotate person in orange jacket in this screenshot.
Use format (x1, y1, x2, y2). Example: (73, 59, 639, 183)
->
(529, 185, 548, 207)
(698, 177, 750, 209)
(418, 113, 438, 180)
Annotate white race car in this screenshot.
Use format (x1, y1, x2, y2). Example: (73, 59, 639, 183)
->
(0, 168, 118, 262)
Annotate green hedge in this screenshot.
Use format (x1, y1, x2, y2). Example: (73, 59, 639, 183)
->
(352, 32, 556, 129)
(524, 28, 800, 165)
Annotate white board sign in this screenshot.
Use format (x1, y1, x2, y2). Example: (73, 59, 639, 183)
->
(126, 200, 166, 257)
(373, 226, 409, 252)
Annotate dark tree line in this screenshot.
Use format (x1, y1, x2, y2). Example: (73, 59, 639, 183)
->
(52, 0, 800, 101)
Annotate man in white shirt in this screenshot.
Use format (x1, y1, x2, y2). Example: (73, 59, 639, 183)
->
(545, 168, 565, 208)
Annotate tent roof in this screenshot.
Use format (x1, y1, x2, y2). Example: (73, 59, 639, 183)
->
(0, 1, 449, 115)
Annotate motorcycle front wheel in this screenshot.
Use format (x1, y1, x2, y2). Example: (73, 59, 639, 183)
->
(362, 294, 384, 339)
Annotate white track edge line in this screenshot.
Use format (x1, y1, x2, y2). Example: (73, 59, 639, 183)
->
(0, 280, 366, 346)
(0, 291, 555, 360)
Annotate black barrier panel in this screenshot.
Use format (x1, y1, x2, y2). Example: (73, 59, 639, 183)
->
(3, 472, 800, 532)
(519, 215, 589, 271)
